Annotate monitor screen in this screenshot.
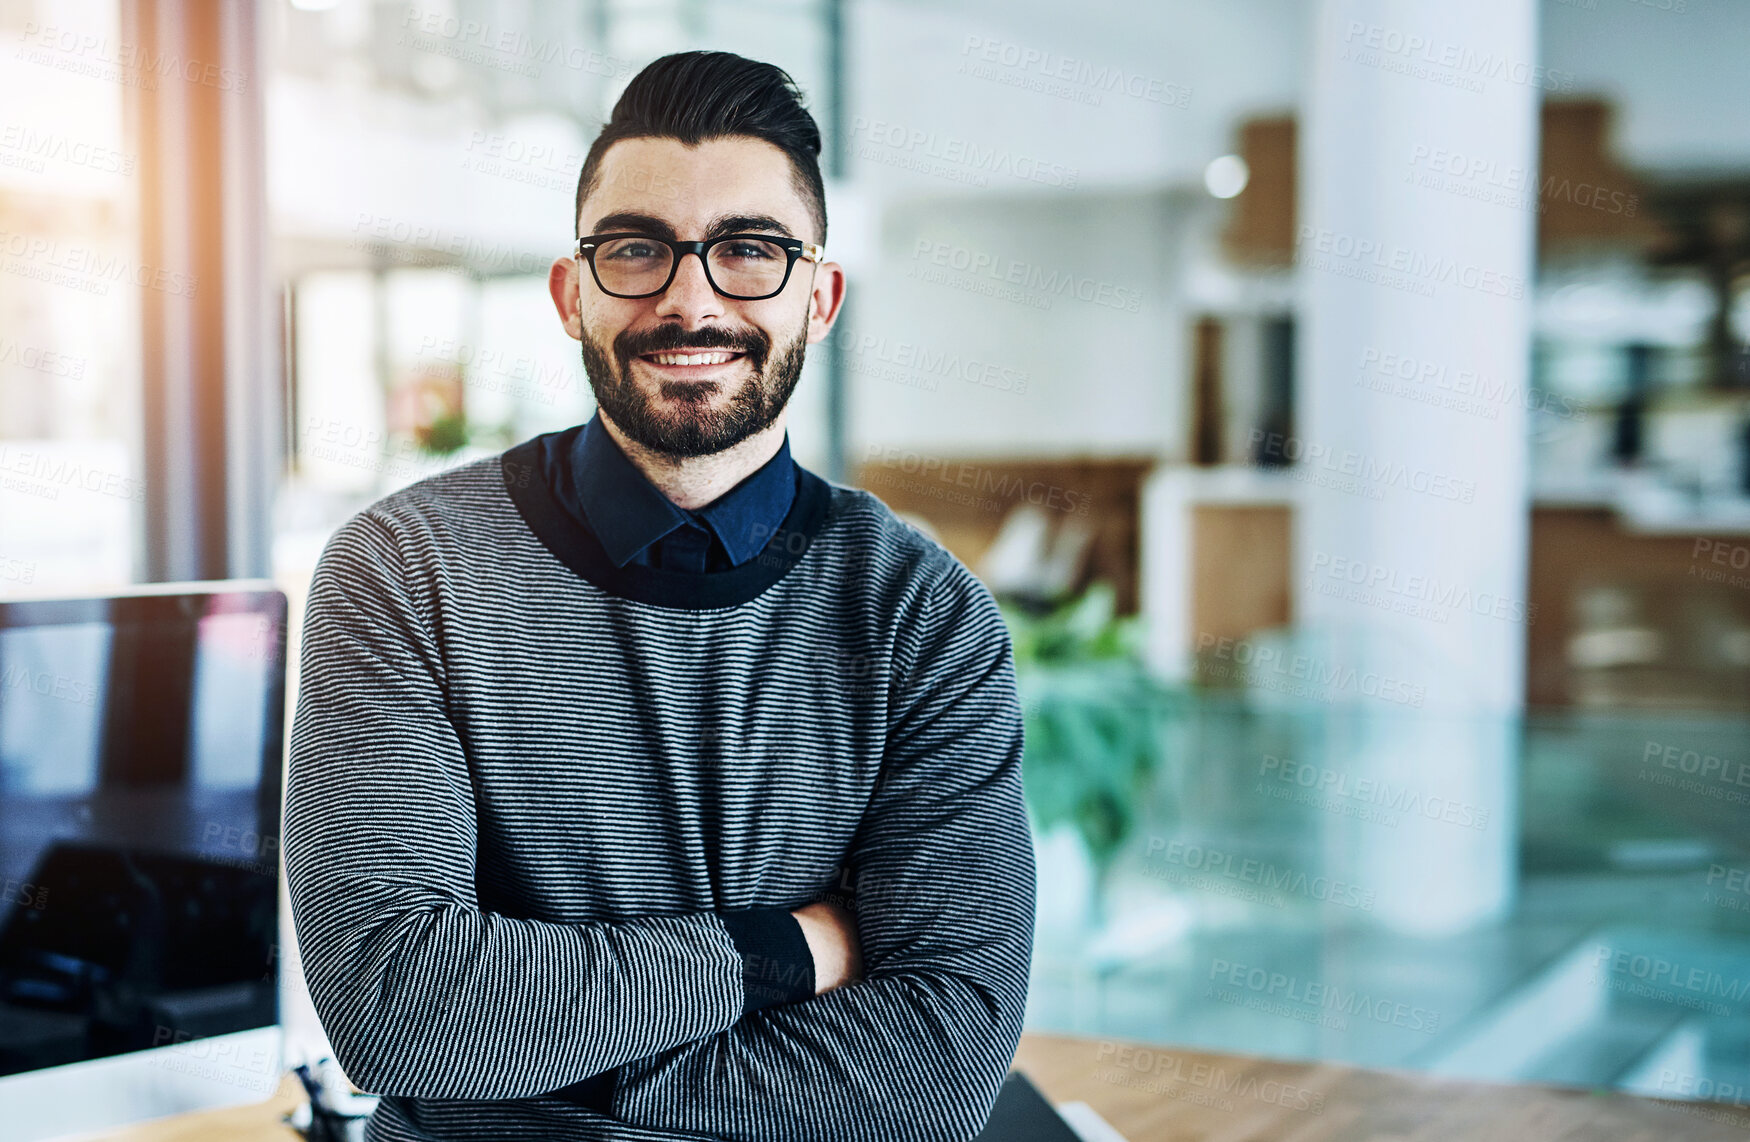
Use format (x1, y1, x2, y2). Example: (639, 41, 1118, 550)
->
(0, 585, 286, 1080)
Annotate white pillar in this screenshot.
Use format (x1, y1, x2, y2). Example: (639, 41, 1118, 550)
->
(1296, 0, 1540, 933)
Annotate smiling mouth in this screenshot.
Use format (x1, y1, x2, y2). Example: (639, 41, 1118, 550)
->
(636, 350, 748, 373)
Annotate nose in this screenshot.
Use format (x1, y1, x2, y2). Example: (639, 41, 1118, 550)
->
(655, 249, 725, 321)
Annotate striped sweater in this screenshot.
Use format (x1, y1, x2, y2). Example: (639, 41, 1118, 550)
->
(282, 434, 1037, 1141)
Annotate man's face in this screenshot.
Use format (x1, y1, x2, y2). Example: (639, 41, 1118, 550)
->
(549, 136, 844, 459)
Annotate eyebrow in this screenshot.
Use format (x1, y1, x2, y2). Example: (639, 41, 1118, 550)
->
(588, 212, 797, 241)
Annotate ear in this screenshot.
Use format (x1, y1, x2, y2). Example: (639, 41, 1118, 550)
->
(548, 255, 584, 341)
(804, 261, 848, 346)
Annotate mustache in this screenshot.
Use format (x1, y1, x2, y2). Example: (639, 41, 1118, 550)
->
(617, 326, 767, 358)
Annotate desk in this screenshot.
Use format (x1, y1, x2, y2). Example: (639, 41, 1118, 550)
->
(87, 1074, 303, 1141)
(1014, 1033, 1750, 1140)
(91, 1033, 1750, 1141)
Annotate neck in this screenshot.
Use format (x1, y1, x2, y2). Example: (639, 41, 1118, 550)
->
(597, 412, 788, 511)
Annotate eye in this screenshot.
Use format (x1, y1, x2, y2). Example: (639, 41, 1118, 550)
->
(721, 240, 781, 260)
(604, 241, 662, 260)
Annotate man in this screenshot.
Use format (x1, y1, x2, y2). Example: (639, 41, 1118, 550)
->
(284, 50, 1035, 1142)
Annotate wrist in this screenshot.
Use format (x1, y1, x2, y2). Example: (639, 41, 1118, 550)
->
(791, 901, 859, 994)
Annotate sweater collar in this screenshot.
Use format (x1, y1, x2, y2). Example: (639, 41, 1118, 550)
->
(570, 411, 797, 568)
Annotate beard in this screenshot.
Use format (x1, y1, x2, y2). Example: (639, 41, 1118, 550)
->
(578, 313, 808, 459)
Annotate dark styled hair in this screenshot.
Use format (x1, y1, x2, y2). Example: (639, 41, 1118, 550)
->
(574, 51, 826, 246)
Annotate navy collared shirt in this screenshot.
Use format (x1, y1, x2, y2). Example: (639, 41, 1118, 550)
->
(549, 411, 798, 574)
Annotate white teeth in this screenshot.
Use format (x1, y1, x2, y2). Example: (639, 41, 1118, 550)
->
(648, 352, 738, 366)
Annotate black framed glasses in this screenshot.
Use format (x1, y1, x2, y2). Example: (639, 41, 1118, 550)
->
(574, 232, 826, 301)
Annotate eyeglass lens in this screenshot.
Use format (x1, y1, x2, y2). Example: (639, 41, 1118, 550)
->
(595, 236, 792, 297)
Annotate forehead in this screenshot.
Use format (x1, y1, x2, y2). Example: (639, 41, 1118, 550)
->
(582, 136, 809, 234)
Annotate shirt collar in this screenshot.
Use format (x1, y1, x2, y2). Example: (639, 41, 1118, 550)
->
(570, 411, 796, 569)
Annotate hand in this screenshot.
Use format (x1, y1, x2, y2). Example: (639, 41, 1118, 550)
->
(790, 900, 863, 995)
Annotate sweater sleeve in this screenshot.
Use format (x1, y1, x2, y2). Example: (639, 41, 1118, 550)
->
(605, 559, 1038, 1142)
(284, 509, 753, 1101)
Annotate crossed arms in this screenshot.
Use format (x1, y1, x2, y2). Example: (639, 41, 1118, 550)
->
(282, 511, 1037, 1142)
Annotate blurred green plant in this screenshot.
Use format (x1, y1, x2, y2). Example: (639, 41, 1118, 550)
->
(418, 410, 470, 455)
(999, 582, 1182, 918)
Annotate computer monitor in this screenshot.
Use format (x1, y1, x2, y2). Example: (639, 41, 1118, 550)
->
(0, 582, 287, 1140)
